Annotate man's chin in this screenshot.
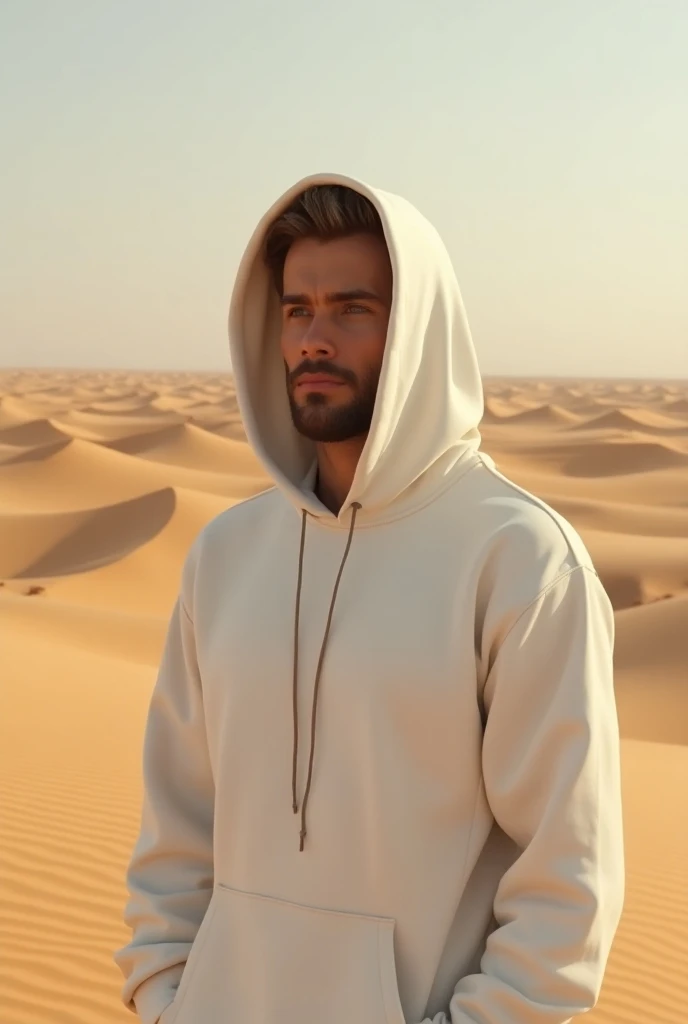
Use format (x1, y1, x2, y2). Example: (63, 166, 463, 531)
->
(292, 416, 339, 443)
(288, 389, 375, 443)
(291, 415, 371, 444)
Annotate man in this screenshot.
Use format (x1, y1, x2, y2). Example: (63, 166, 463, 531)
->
(114, 173, 624, 1024)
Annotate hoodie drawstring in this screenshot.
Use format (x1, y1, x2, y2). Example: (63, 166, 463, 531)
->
(292, 502, 361, 852)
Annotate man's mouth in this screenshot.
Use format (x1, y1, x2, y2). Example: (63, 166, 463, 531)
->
(294, 375, 346, 391)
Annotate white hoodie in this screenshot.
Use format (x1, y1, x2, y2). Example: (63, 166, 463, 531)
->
(114, 173, 624, 1024)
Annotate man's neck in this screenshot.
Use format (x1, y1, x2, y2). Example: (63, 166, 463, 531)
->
(314, 436, 367, 515)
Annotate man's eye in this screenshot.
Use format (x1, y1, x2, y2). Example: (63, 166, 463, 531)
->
(345, 304, 368, 314)
(287, 308, 310, 317)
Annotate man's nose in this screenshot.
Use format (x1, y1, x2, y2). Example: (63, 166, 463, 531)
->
(300, 314, 335, 358)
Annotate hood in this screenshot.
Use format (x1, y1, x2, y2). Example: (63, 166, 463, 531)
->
(228, 172, 484, 525)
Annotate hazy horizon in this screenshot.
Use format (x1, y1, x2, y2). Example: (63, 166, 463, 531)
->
(2, 0, 687, 379)
(4, 367, 687, 386)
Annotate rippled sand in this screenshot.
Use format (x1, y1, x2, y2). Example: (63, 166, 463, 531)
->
(2, 369, 687, 1023)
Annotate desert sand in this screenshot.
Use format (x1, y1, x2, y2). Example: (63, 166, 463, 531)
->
(2, 369, 687, 1023)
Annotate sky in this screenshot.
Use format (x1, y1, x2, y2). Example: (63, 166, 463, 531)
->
(1, 0, 687, 378)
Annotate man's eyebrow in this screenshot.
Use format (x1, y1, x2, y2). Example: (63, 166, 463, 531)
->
(280, 289, 384, 307)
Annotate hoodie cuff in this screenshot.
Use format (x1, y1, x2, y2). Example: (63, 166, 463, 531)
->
(132, 971, 179, 1024)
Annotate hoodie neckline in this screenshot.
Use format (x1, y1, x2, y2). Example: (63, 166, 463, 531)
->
(295, 446, 482, 531)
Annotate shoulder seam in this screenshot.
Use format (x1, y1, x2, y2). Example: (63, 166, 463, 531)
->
(499, 564, 598, 651)
(476, 453, 589, 569)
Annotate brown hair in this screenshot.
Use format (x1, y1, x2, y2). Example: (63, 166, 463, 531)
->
(264, 185, 385, 294)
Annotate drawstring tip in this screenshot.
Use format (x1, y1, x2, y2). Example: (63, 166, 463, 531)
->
(292, 801, 298, 814)
(299, 828, 306, 852)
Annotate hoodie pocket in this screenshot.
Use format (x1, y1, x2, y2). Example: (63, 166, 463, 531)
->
(163, 883, 406, 1024)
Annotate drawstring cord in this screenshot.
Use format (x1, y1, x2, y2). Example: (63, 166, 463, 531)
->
(292, 502, 362, 852)
(291, 510, 308, 819)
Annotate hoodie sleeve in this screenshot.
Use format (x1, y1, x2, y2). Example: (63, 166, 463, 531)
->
(424, 564, 624, 1024)
(113, 572, 215, 1024)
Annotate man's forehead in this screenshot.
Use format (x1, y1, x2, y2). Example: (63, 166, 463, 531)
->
(280, 287, 386, 307)
(282, 236, 392, 295)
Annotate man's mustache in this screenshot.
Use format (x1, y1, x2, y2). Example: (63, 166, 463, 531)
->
(287, 361, 357, 388)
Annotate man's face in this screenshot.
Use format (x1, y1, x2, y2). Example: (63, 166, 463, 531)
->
(279, 233, 393, 443)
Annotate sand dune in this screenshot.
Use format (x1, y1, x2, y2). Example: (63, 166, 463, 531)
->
(662, 397, 688, 418)
(88, 396, 160, 412)
(0, 435, 267, 511)
(615, 596, 688, 744)
(0, 418, 70, 449)
(495, 462, 688, 510)
(50, 406, 187, 441)
(1, 590, 166, 667)
(0, 418, 73, 466)
(581, 530, 688, 610)
(212, 418, 249, 440)
(597, 739, 688, 1024)
(571, 406, 688, 434)
(45, 485, 234, 617)
(485, 401, 581, 428)
(491, 436, 688, 478)
(535, 492, 688, 538)
(1, 393, 74, 421)
(71, 402, 166, 419)
(150, 393, 199, 410)
(0, 487, 177, 579)
(104, 422, 261, 475)
(1, 369, 687, 1023)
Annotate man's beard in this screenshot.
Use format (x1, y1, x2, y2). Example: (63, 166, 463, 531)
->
(286, 360, 380, 443)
